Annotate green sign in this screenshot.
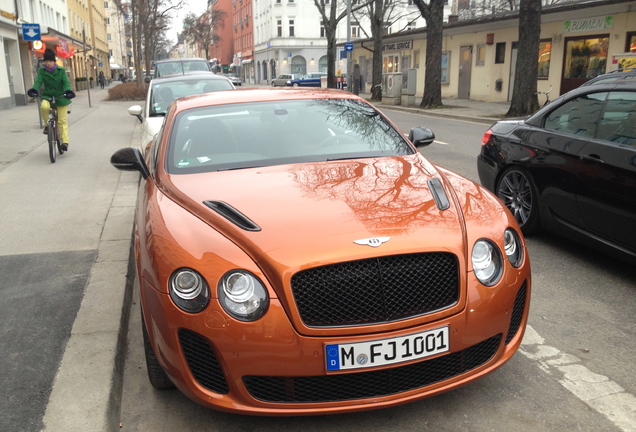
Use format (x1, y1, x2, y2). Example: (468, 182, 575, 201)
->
(563, 16, 613, 33)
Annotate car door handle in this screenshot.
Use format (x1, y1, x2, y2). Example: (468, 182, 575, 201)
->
(580, 154, 604, 163)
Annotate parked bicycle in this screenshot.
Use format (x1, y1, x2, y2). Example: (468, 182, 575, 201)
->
(536, 85, 553, 107)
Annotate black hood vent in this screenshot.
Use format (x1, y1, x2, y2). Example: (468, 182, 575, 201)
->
(203, 200, 261, 231)
(428, 178, 450, 211)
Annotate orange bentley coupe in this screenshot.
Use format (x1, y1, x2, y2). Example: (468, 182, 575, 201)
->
(111, 88, 531, 415)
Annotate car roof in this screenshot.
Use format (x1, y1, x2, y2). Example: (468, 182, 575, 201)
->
(149, 72, 226, 86)
(171, 88, 363, 112)
(581, 69, 636, 86)
(154, 58, 208, 64)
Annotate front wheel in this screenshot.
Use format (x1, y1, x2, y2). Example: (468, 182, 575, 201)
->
(47, 121, 57, 163)
(142, 314, 175, 390)
(292, 83, 299, 87)
(495, 166, 541, 234)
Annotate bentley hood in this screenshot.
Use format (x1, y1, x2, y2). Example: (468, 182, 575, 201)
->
(163, 154, 467, 269)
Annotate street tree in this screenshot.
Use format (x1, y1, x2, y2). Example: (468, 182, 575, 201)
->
(312, 0, 371, 88)
(113, 0, 181, 86)
(412, 0, 446, 108)
(354, 0, 421, 101)
(506, 0, 541, 117)
(181, 9, 227, 61)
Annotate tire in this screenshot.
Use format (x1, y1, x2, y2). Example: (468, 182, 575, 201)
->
(292, 83, 299, 87)
(271, 82, 276, 87)
(495, 166, 541, 235)
(141, 315, 175, 390)
(47, 121, 56, 163)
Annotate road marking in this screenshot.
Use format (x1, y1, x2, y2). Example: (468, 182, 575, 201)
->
(521, 325, 636, 432)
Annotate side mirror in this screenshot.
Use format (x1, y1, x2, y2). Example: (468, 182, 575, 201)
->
(128, 105, 143, 124)
(409, 127, 435, 148)
(110, 147, 150, 179)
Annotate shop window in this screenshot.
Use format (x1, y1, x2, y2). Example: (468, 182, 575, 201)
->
(538, 39, 551, 79)
(495, 42, 505, 64)
(564, 36, 609, 79)
(627, 32, 636, 53)
(476, 44, 486, 66)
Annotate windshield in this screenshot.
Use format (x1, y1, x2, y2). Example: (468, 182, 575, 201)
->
(150, 79, 234, 116)
(155, 60, 210, 77)
(166, 98, 415, 174)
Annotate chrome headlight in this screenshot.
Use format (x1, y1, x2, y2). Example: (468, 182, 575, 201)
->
(218, 271, 269, 321)
(472, 239, 503, 286)
(169, 269, 210, 313)
(504, 228, 524, 268)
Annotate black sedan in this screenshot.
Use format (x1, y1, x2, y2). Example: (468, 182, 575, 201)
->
(478, 81, 636, 263)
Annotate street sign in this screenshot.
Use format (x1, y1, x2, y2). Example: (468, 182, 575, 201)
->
(22, 23, 41, 41)
(345, 42, 354, 51)
(98, 62, 103, 67)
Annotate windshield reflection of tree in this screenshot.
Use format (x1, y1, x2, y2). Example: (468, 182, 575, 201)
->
(290, 156, 458, 234)
(307, 99, 411, 155)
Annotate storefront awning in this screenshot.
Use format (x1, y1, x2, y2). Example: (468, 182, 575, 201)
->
(241, 59, 253, 64)
(109, 63, 126, 70)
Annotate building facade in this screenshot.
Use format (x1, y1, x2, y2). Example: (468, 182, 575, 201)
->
(349, 0, 636, 104)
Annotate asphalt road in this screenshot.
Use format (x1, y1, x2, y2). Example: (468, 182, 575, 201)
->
(118, 110, 635, 431)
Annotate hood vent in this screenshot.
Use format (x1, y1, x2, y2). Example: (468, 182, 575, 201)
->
(203, 200, 261, 231)
(428, 178, 450, 211)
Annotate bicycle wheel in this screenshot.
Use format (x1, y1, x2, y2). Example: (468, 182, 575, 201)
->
(47, 120, 57, 163)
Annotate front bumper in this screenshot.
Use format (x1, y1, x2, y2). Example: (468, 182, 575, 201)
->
(139, 269, 531, 415)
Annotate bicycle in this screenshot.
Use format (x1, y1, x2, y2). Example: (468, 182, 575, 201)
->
(29, 90, 73, 163)
(536, 85, 553, 107)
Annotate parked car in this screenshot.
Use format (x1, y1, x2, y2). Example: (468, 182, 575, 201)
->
(580, 68, 636, 86)
(225, 74, 241, 86)
(154, 58, 211, 78)
(127, 73, 234, 150)
(271, 73, 301, 87)
(286, 72, 327, 87)
(478, 80, 636, 263)
(111, 88, 531, 415)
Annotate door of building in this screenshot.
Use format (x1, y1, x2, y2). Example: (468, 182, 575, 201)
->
(458, 46, 472, 99)
(4, 40, 15, 107)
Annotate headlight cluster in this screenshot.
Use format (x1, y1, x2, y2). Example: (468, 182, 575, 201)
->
(472, 228, 524, 286)
(169, 269, 210, 313)
(218, 271, 269, 321)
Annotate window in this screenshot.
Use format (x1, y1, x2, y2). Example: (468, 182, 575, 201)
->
(107, 33, 112, 42)
(383, 55, 399, 73)
(104, 1, 108, 9)
(441, 51, 450, 84)
(476, 44, 486, 66)
(406, 20, 417, 31)
(564, 36, 609, 79)
(105, 17, 110, 26)
(277, 19, 282, 37)
(544, 92, 607, 138)
(627, 32, 636, 53)
(320, 23, 325, 38)
(495, 42, 505, 64)
(351, 22, 360, 38)
(538, 39, 551, 79)
(596, 91, 636, 145)
(289, 19, 294, 37)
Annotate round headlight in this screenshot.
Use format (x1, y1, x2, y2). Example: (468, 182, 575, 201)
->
(219, 271, 269, 322)
(169, 269, 210, 313)
(472, 239, 503, 286)
(504, 228, 524, 268)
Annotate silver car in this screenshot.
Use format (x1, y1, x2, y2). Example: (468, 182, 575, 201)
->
(127, 73, 234, 150)
(271, 74, 301, 87)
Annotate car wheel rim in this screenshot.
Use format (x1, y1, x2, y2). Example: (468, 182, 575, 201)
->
(498, 170, 532, 226)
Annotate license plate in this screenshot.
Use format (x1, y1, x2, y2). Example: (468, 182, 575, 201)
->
(325, 326, 449, 371)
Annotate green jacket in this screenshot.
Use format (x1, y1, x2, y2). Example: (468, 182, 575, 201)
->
(32, 66, 73, 106)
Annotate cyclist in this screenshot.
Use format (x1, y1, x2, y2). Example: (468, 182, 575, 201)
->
(27, 48, 75, 152)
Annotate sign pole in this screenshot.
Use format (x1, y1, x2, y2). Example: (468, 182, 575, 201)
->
(83, 26, 92, 107)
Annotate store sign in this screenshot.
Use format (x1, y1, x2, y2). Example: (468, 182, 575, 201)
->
(563, 16, 613, 33)
(382, 41, 412, 52)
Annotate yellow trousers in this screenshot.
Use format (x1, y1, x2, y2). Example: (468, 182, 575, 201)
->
(40, 99, 69, 144)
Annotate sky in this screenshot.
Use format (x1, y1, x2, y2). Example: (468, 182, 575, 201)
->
(169, 0, 210, 43)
